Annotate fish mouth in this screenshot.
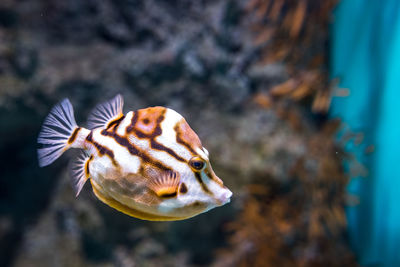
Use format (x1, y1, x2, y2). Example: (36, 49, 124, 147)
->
(216, 189, 232, 206)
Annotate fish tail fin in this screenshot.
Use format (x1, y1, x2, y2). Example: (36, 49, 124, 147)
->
(37, 99, 80, 167)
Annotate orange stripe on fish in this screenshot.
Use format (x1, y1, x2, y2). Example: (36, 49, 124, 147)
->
(68, 127, 81, 144)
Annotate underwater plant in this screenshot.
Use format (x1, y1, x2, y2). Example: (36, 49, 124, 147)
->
(247, 0, 338, 113)
(215, 121, 357, 266)
(214, 1, 358, 266)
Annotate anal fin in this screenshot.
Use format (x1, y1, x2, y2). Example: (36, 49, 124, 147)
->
(69, 151, 93, 197)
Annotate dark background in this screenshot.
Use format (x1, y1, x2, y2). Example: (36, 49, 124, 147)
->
(0, 1, 356, 266)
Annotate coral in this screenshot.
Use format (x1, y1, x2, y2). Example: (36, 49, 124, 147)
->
(246, 0, 338, 112)
(213, 1, 358, 266)
(215, 121, 357, 267)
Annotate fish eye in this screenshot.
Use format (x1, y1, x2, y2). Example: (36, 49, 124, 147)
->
(189, 156, 206, 171)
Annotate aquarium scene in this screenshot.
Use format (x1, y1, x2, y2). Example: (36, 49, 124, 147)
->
(1, 0, 399, 266)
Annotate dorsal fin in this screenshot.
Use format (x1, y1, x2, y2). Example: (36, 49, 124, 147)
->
(69, 151, 92, 197)
(87, 94, 124, 129)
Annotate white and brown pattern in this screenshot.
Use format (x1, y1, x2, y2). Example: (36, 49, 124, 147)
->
(37, 94, 232, 221)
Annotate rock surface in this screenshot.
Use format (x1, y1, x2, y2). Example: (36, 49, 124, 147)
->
(0, 0, 355, 266)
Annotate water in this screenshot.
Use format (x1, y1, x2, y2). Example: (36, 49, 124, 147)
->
(2, 0, 393, 266)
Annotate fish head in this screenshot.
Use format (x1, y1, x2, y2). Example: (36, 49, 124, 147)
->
(159, 151, 233, 217)
(147, 151, 232, 219)
(144, 108, 232, 218)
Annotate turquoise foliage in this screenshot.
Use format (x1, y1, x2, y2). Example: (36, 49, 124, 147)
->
(330, 1, 400, 266)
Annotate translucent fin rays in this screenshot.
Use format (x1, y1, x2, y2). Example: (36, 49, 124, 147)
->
(87, 94, 124, 129)
(37, 99, 77, 167)
(69, 151, 91, 197)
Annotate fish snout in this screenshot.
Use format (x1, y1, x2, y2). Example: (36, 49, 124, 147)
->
(217, 188, 232, 205)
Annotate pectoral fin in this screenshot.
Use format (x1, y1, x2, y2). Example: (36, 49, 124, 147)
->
(148, 171, 180, 198)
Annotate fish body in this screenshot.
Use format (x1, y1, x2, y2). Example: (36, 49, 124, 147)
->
(38, 95, 232, 221)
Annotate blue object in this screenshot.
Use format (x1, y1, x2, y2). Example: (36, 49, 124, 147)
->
(330, 1, 400, 266)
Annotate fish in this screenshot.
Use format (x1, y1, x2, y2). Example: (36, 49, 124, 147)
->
(37, 94, 232, 221)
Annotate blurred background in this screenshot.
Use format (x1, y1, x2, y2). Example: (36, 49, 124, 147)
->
(0, 0, 398, 266)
